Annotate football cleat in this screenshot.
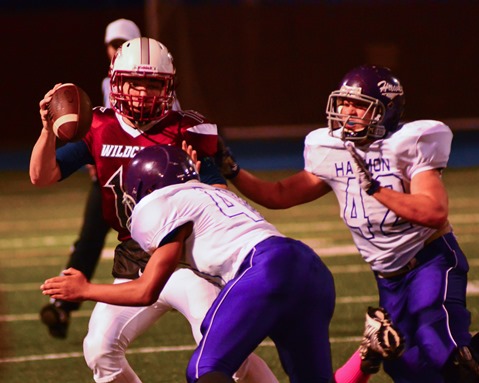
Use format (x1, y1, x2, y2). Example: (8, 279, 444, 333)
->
(39, 303, 71, 339)
(449, 345, 479, 382)
(443, 340, 479, 383)
(359, 306, 405, 374)
(470, 332, 479, 354)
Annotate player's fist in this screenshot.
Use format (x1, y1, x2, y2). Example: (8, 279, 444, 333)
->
(41, 268, 87, 302)
(216, 136, 240, 179)
(344, 141, 380, 195)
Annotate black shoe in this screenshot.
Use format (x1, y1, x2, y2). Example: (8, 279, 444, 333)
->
(455, 345, 479, 373)
(443, 344, 479, 383)
(471, 332, 479, 353)
(39, 303, 70, 339)
(360, 355, 383, 374)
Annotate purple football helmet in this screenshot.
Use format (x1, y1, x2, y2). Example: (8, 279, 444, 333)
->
(326, 65, 405, 141)
(123, 145, 199, 230)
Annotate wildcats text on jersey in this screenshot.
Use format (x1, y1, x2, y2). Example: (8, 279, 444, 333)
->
(101, 145, 145, 158)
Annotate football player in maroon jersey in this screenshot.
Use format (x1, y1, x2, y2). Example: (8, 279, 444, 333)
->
(39, 18, 142, 341)
(31, 37, 278, 383)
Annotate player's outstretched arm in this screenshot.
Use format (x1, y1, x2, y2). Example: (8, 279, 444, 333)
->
(42, 223, 193, 306)
(30, 84, 63, 186)
(217, 138, 331, 208)
(232, 169, 331, 209)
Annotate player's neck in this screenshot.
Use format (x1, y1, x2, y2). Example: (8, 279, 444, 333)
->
(123, 117, 156, 132)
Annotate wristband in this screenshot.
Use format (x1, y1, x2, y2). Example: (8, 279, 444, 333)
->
(366, 179, 381, 195)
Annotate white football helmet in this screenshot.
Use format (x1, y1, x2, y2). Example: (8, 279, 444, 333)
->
(110, 37, 176, 123)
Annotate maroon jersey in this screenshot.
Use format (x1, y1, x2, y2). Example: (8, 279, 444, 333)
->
(83, 108, 218, 241)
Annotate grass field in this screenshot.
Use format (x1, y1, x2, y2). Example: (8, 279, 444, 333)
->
(0, 167, 478, 382)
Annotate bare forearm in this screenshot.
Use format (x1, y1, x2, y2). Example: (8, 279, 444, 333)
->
(373, 187, 448, 229)
(42, 227, 188, 306)
(231, 169, 287, 209)
(231, 169, 330, 209)
(82, 280, 159, 306)
(31, 84, 63, 186)
(30, 128, 61, 186)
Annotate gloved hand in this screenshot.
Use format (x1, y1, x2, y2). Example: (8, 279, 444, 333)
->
(359, 306, 405, 366)
(344, 141, 380, 195)
(216, 136, 240, 179)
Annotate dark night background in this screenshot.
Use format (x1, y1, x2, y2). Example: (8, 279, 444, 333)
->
(1, 0, 478, 154)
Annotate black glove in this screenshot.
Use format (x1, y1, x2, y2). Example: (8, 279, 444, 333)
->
(216, 136, 240, 179)
(344, 141, 380, 195)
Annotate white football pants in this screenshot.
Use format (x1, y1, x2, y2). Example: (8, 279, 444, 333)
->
(83, 268, 278, 383)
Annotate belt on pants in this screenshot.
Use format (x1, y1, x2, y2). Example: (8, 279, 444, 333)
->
(376, 224, 452, 279)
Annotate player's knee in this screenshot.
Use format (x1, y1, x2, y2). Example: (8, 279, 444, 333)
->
(83, 333, 101, 369)
(442, 345, 479, 383)
(83, 332, 124, 373)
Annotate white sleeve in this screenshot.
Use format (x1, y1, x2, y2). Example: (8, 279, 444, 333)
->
(399, 121, 452, 178)
(304, 128, 330, 174)
(131, 192, 192, 254)
(303, 128, 345, 182)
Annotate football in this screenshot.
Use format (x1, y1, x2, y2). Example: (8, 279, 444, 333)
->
(48, 83, 93, 142)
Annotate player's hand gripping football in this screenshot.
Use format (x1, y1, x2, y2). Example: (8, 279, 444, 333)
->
(344, 141, 381, 195)
(41, 268, 88, 302)
(39, 83, 62, 132)
(216, 136, 240, 179)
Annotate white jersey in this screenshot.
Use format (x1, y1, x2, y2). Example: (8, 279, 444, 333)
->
(131, 181, 283, 286)
(304, 120, 452, 273)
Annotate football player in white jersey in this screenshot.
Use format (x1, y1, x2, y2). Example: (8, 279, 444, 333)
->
(217, 65, 479, 383)
(42, 144, 336, 383)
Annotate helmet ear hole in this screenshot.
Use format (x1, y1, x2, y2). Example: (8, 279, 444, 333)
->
(135, 181, 143, 201)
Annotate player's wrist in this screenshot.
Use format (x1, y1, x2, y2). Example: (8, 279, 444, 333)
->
(366, 179, 381, 195)
(224, 162, 240, 179)
(41, 124, 55, 137)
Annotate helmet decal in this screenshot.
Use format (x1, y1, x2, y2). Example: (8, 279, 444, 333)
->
(339, 85, 363, 96)
(377, 80, 404, 100)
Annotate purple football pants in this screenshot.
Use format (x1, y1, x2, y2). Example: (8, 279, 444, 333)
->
(377, 233, 471, 383)
(186, 236, 336, 383)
